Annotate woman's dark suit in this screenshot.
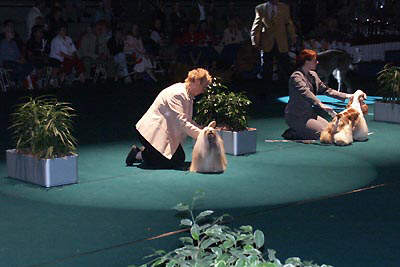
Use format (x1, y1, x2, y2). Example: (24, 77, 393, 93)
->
(285, 70, 347, 139)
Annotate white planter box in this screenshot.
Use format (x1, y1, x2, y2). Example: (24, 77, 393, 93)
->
(219, 128, 257, 156)
(6, 149, 78, 187)
(374, 102, 400, 124)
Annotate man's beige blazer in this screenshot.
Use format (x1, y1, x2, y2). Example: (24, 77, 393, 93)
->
(136, 83, 201, 159)
(251, 1, 296, 53)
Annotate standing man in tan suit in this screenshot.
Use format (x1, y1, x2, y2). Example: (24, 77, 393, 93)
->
(126, 68, 212, 169)
(251, 0, 296, 84)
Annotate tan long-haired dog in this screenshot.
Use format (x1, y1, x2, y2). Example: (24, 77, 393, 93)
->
(190, 121, 227, 173)
(320, 90, 369, 146)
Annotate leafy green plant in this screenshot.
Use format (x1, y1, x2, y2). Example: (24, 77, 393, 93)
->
(377, 64, 400, 104)
(195, 78, 252, 131)
(9, 95, 77, 159)
(131, 193, 332, 267)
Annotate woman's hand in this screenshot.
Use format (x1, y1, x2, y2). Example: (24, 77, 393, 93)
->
(320, 103, 337, 118)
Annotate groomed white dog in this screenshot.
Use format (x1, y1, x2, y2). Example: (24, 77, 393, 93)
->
(190, 121, 227, 173)
(320, 90, 369, 146)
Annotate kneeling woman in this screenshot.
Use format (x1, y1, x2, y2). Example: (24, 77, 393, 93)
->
(126, 68, 212, 169)
(284, 49, 353, 140)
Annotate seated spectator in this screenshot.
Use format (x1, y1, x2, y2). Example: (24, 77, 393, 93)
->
(94, 20, 113, 78)
(78, 25, 97, 79)
(93, 0, 113, 25)
(177, 22, 202, 67)
(0, 20, 25, 53)
(220, 19, 244, 68)
(46, 7, 66, 39)
(124, 24, 157, 82)
(197, 20, 219, 68)
(149, 18, 167, 57)
(0, 28, 34, 89)
(107, 27, 130, 83)
(26, 25, 57, 88)
(169, 1, 186, 42)
(49, 25, 86, 83)
(26, 0, 46, 40)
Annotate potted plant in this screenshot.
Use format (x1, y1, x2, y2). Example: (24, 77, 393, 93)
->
(195, 78, 256, 155)
(375, 64, 400, 123)
(6, 96, 78, 187)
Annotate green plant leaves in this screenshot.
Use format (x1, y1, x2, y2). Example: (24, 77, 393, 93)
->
(191, 223, 200, 240)
(8, 96, 76, 159)
(254, 230, 265, 249)
(194, 77, 252, 131)
(377, 64, 400, 103)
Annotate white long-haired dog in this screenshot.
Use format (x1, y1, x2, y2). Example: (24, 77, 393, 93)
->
(190, 121, 227, 173)
(320, 90, 369, 146)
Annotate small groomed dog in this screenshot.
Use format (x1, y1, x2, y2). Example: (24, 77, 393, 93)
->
(320, 90, 369, 146)
(190, 121, 227, 173)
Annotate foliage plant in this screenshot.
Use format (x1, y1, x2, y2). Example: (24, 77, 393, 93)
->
(131, 193, 332, 267)
(195, 77, 252, 132)
(377, 64, 400, 104)
(9, 95, 77, 159)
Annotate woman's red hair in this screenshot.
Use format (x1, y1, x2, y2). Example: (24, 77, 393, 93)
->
(296, 49, 317, 67)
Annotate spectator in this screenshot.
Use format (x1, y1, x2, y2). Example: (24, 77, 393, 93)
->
(0, 28, 34, 89)
(197, 20, 219, 68)
(169, 1, 186, 41)
(221, 19, 244, 68)
(93, 0, 113, 24)
(26, 0, 46, 40)
(190, 0, 208, 24)
(49, 25, 86, 83)
(124, 24, 157, 82)
(26, 25, 54, 88)
(107, 27, 130, 83)
(78, 25, 97, 79)
(47, 7, 67, 39)
(177, 22, 202, 67)
(1, 20, 24, 53)
(94, 20, 113, 78)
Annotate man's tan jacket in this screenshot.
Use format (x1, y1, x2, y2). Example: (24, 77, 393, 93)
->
(251, 1, 296, 53)
(136, 83, 201, 159)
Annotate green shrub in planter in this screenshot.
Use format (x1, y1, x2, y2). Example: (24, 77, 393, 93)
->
(377, 64, 400, 104)
(9, 95, 77, 159)
(195, 78, 252, 131)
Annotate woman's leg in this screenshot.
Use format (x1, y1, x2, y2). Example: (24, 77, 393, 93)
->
(286, 115, 328, 140)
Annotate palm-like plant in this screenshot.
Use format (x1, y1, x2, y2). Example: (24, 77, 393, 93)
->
(195, 78, 252, 131)
(377, 64, 400, 104)
(9, 96, 77, 159)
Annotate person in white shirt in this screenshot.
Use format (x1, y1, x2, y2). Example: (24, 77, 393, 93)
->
(26, 0, 46, 40)
(50, 25, 86, 83)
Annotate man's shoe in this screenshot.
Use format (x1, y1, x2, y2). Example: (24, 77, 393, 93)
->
(125, 145, 140, 166)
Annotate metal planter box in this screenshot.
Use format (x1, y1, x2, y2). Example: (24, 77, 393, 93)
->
(219, 128, 257, 156)
(6, 149, 78, 187)
(374, 102, 400, 124)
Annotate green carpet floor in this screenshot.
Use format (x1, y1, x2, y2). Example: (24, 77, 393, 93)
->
(0, 82, 399, 267)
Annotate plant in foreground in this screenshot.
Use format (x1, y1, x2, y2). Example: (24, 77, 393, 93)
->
(130, 193, 332, 267)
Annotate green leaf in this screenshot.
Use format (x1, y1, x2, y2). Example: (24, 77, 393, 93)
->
(215, 261, 227, 267)
(200, 237, 217, 249)
(180, 219, 193, 226)
(173, 203, 189, 211)
(254, 230, 264, 249)
(179, 237, 193, 244)
(222, 239, 234, 249)
(196, 210, 214, 220)
(191, 224, 200, 241)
